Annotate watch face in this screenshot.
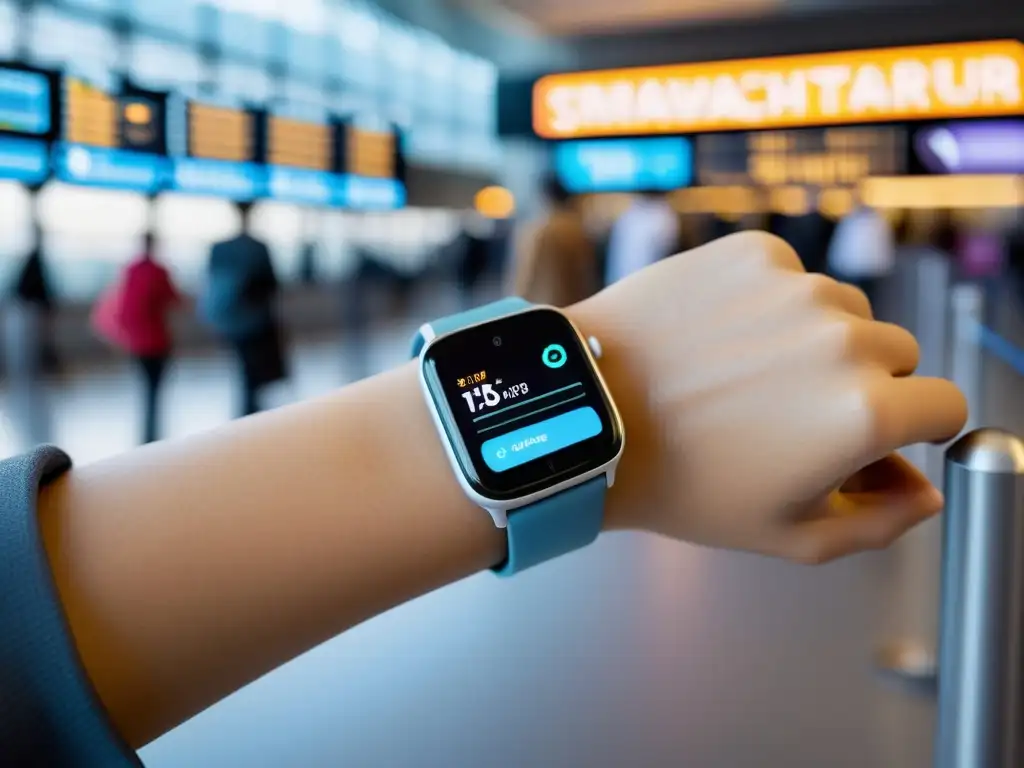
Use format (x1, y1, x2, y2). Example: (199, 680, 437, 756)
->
(422, 307, 623, 502)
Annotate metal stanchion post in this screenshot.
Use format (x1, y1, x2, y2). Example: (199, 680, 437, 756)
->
(935, 429, 1024, 768)
(873, 258, 959, 686)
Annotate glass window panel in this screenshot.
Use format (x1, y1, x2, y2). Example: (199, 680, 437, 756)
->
(0, 0, 16, 60)
(61, 0, 119, 14)
(128, 37, 203, 91)
(219, 11, 269, 62)
(282, 80, 327, 116)
(379, 24, 418, 100)
(405, 122, 457, 167)
(334, 89, 379, 126)
(28, 8, 118, 77)
(335, 6, 380, 91)
(36, 182, 149, 301)
(287, 31, 327, 80)
(124, 0, 199, 40)
(217, 62, 271, 105)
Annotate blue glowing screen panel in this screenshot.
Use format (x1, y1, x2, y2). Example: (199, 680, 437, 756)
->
(0, 136, 49, 183)
(168, 157, 265, 201)
(53, 143, 165, 194)
(62, 77, 167, 155)
(554, 137, 693, 193)
(0, 65, 56, 138)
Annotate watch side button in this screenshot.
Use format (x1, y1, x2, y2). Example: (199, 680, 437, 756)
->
(588, 336, 603, 359)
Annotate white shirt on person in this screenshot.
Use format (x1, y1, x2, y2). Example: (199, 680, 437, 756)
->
(826, 207, 895, 279)
(606, 197, 680, 285)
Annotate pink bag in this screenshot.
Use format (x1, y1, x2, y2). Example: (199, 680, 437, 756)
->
(90, 277, 131, 349)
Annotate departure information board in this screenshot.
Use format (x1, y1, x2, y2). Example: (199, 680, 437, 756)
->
(267, 115, 331, 171)
(187, 101, 257, 163)
(345, 126, 395, 179)
(0, 64, 57, 183)
(167, 99, 263, 200)
(62, 78, 166, 154)
(331, 121, 406, 209)
(0, 65, 56, 137)
(55, 77, 168, 192)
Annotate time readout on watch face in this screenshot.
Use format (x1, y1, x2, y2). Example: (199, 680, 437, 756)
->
(422, 308, 622, 501)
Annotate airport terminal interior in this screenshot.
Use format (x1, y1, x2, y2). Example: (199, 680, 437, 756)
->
(3, 0, 1024, 765)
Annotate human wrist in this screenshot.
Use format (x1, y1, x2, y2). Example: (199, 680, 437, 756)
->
(565, 295, 652, 534)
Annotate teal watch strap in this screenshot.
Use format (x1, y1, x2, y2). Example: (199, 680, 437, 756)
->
(494, 476, 606, 576)
(412, 298, 607, 577)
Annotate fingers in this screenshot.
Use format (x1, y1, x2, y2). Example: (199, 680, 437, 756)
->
(872, 375, 969, 450)
(783, 455, 943, 565)
(847, 319, 920, 376)
(813, 276, 873, 319)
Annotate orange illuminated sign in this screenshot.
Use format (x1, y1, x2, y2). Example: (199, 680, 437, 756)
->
(533, 40, 1024, 139)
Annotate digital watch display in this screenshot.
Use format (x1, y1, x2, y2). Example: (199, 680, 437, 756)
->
(421, 307, 623, 502)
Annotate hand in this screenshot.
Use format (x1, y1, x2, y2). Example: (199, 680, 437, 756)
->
(572, 231, 967, 564)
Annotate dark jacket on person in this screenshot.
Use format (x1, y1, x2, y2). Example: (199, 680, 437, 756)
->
(13, 250, 53, 310)
(201, 234, 286, 388)
(201, 234, 279, 340)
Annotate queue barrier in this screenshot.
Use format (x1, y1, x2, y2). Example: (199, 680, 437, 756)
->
(936, 428, 1024, 768)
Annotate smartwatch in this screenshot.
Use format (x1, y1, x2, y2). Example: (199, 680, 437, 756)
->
(412, 298, 625, 576)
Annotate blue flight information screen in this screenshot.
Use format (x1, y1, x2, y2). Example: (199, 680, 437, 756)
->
(261, 112, 337, 206)
(554, 137, 693, 194)
(0, 64, 57, 183)
(0, 66, 52, 136)
(54, 77, 169, 193)
(333, 121, 406, 210)
(166, 98, 264, 200)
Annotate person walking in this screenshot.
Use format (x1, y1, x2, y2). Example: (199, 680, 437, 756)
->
(200, 201, 286, 418)
(92, 233, 181, 444)
(509, 175, 599, 307)
(605, 189, 680, 286)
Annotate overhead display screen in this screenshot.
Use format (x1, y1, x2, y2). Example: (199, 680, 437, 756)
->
(168, 99, 263, 200)
(533, 39, 1024, 139)
(0, 65, 55, 137)
(187, 101, 257, 163)
(333, 122, 406, 209)
(55, 77, 168, 193)
(912, 120, 1024, 175)
(0, 64, 57, 183)
(261, 113, 336, 206)
(554, 137, 692, 193)
(63, 78, 166, 154)
(345, 126, 396, 179)
(695, 126, 906, 189)
(268, 115, 331, 171)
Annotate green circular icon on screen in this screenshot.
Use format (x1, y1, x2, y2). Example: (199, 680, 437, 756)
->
(542, 344, 567, 369)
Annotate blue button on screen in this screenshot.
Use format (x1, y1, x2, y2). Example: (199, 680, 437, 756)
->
(481, 406, 603, 473)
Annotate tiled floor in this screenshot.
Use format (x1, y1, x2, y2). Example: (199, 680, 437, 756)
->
(9, 271, 1024, 767)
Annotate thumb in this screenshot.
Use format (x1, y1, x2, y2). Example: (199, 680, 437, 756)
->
(782, 454, 943, 565)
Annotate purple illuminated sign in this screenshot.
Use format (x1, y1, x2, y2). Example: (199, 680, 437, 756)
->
(915, 121, 1024, 174)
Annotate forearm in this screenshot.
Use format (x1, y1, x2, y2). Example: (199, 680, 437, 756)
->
(38, 360, 507, 748)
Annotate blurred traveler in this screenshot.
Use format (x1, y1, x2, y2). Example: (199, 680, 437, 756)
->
(298, 240, 318, 285)
(456, 212, 495, 308)
(11, 222, 59, 375)
(605, 189, 680, 286)
(826, 200, 895, 306)
(510, 175, 598, 307)
(200, 202, 287, 418)
(4, 222, 54, 446)
(92, 233, 181, 444)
